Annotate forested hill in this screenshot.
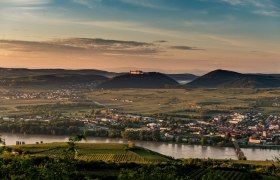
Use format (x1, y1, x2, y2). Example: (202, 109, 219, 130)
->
(186, 69, 280, 88)
(98, 72, 179, 89)
(0, 67, 118, 78)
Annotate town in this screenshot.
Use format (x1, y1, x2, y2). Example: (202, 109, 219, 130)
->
(1, 107, 280, 148)
(0, 89, 82, 100)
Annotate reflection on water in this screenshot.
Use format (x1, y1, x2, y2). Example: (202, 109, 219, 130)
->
(1, 133, 279, 161)
(242, 148, 280, 161)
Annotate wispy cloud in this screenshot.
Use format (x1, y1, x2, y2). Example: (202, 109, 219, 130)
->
(222, 0, 274, 8)
(253, 10, 280, 17)
(74, 20, 203, 41)
(0, 38, 207, 57)
(51, 38, 153, 49)
(154, 40, 168, 43)
(222, 0, 243, 6)
(71, 0, 102, 8)
(170, 46, 204, 51)
(0, 0, 50, 6)
(0, 38, 160, 56)
(221, 0, 279, 17)
(119, 0, 176, 10)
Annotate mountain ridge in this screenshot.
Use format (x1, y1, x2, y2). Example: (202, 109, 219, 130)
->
(186, 69, 280, 88)
(98, 72, 179, 89)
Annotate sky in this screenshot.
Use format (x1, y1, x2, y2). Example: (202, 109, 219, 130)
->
(0, 0, 280, 74)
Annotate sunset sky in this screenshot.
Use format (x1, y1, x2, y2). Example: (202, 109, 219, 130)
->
(0, 0, 279, 74)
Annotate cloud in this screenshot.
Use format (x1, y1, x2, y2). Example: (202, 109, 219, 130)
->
(0, 38, 205, 57)
(119, 0, 176, 10)
(0, 38, 160, 56)
(221, 0, 275, 8)
(221, 0, 279, 17)
(154, 40, 168, 43)
(253, 10, 280, 17)
(0, 0, 50, 6)
(170, 46, 204, 51)
(71, 0, 102, 8)
(50, 38, 153, 49)
(222, 0, 243, 6)
(0, 40, 84, 53)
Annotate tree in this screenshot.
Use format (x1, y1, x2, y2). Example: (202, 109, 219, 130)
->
(0, 136, 5, 146)
(67, 134, 86, 158)
(118, 166, 190, 180)
(201, 137, 206, 145)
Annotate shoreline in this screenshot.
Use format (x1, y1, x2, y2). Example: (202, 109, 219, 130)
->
(1, 132, 280, 150)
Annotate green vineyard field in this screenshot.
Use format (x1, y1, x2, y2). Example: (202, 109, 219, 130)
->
(11, 143, 171, 163)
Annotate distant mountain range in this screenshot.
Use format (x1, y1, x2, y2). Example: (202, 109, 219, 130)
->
(98, 72, 179, 89)
(0, 67, 197, 88)
(1, 68, 280, 89)
(0, 68, 118, 78)
(0, 74, 109, 88)
(187, 69, 280, 88)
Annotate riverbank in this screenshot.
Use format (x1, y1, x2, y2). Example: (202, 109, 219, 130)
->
(0, 144, 279, 179)
(240, 144, 280, 150)
(1, 133, 280, 160)
(2, 131, 280, 150)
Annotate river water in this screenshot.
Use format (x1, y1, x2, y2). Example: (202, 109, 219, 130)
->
(1, 133, 279, 161)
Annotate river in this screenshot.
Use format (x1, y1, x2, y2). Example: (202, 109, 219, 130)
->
(1, 133, 279, 161)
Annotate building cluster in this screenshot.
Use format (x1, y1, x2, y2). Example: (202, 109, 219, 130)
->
(79, 110, 280, 145)
(129, 70, 144, 75)
(0, 115, 51, 123)
(1, 107, 280, 146)
(209, 113, 280, 145)
(0, 89, 80, 100)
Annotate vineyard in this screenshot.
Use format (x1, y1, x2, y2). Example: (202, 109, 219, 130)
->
(10, 142, 172, 163)
(184, 168, 264, 180)
(3, 143, 279, 179)
(77, 151, 146, 163)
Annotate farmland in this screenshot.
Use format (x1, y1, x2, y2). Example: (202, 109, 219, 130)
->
(87, 88, 280, 118)
(1, 88, 280, 148)
(2, 88, 280, 119)
(1, 142, 279, 179)
(185, 168, 260, 180)
(8, 142, 172, 163)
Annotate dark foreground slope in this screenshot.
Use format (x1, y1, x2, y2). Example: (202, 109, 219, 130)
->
(99, 72, 179, 89)
(187, 69, 280, 88)
(0, 143, 278, 179)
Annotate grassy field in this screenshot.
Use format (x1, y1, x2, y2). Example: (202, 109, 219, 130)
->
(0, 99, 102, 117)
(7, 142, 279, 166)
(1, 88, 280, 119)
(234, 160, 278, 166)
(0, 86, 102, 116)
(87, 88, 280, 118)
(8, 142, 172, 163)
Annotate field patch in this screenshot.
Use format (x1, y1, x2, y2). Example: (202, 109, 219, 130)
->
(8, 143, 172, 163)
(87, 88, 280, 118)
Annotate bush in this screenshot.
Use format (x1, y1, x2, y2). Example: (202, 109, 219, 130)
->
(128, 143, 135, 149)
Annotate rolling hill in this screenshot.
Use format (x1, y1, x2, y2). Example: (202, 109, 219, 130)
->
(0, 68, 197, 89)
(0, 74, 109, 88)
(98, 72, 179, 89)
(0, 67, 118, 78)
(186, 69, 280, 88)
(10, 142, 172, 163)
(4, 68, 280, 89)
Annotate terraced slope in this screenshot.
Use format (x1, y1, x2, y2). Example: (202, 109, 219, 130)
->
(9, 142, 172, 163)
